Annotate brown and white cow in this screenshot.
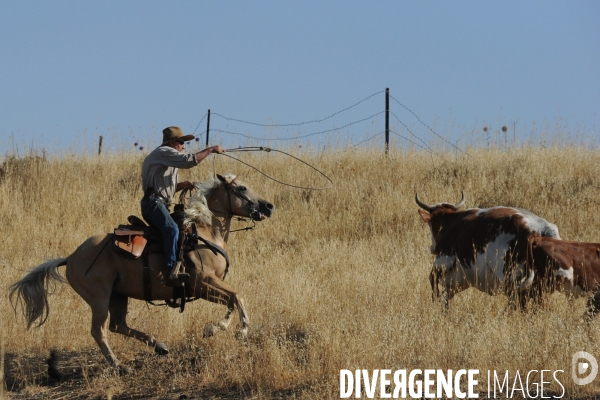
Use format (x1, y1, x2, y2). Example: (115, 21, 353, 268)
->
(528, 236, 600, 318)
(416, 192, 561, 307)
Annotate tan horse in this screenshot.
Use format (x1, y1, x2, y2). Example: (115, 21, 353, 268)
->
(9, 173, 274, 373)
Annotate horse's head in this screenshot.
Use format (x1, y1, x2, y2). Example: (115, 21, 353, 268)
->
(215, 173, 274, 221)
(188, 173, 274, 224)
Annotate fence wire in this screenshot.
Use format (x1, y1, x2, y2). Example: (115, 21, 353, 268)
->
(389, 111, 435, 153)
(389, 94, 461, 152)
(389, 130, 436, 154)
(211, 91, 384, 128)
(211, 111, 384, 142)
(192, 113, 208, 135)
(351, 131, 384, 148)
(349, 130, 433, 154)
(194, 90, 458, 153)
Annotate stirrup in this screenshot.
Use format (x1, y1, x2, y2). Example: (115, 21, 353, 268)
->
(161, 273, 189, 287)
(162, 261, 189, 287)
(170, 271, 190, 286)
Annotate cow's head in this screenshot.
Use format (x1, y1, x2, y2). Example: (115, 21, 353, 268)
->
(416, 192, 465, 253)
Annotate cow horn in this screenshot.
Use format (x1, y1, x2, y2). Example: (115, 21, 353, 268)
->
(455, 191, 465, 209)
(415, 193, 435, 212)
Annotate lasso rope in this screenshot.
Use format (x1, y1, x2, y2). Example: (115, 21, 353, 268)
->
(218, 146, 334, 190)
(178, 146, 333, 234)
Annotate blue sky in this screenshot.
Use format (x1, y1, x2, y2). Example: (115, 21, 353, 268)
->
(1, 1, 598, 155)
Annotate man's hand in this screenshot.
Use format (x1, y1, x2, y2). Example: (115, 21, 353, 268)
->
(210, 145, 225, 154)
(196, 145, 225, 163)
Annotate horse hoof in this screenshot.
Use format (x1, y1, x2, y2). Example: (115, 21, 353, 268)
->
(154, 342, 169, 355)
(203, 324, 219, 338)
(118, 364, 132, 375)
(235, 328, 248, 341)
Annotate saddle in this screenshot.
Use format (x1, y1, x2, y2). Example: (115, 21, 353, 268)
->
(112, 211, 230, 312)
(112, 213, 225, 263)
(113, 213, 191, 311)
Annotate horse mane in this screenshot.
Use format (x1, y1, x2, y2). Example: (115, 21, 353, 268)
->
(183, 173, 237, 227)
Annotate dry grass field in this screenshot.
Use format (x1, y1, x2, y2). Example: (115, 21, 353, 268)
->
(3, 145, 600, 399)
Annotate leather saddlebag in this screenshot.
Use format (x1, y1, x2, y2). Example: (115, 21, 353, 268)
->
(113, 229, 147, 259)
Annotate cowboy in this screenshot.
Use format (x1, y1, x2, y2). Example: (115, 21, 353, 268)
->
(141, 126, 225, 286)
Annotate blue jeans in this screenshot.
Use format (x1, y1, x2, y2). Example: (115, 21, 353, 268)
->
(141, 198, 179, 272)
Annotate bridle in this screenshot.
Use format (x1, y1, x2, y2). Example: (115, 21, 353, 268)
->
(211, 180, 258, 233)
(177, 181, 257, 233)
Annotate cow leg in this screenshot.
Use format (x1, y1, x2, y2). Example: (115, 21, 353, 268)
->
(108, 292, 169, 355)
(89, 299, 129, 374)
(194, 274, 249, 339)
(430, 268, 452, 309)
(442, 269, 469, 307)
(429, 269, 441, 301)
(522, 279, 548, 311)
(585, 290, 600, 323)
(513, 282, 534, 311)
(503, 274, 525, 311)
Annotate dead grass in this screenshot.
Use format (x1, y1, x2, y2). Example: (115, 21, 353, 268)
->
(2, 146, 600, 398)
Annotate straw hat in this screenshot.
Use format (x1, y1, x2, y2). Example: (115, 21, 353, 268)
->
(161, 126, 195, 146)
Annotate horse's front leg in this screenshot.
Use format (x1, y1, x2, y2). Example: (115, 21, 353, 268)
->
(195, 274, 249, 339)
(213, 296, 249, 339)
(108, 292, 169, 355)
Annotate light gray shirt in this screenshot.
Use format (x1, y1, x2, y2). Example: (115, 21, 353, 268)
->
(141, 146, 198, 203)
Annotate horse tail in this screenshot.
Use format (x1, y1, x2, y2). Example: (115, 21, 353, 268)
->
(9, 257, 68, 329)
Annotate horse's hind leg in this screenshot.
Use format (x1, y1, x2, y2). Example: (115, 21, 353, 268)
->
(108, 293, 169, 355)
(89, 300, 129, 374)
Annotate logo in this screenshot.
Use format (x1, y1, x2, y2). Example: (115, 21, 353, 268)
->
(572, 351, 598, 385)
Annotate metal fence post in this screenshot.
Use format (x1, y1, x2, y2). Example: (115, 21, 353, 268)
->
(205, 109, 211, 147)
(385, 88, 389, 155)
(98, 136, 103, 156)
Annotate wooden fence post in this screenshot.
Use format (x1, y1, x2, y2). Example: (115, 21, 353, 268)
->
(98, 136, 103, 155)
